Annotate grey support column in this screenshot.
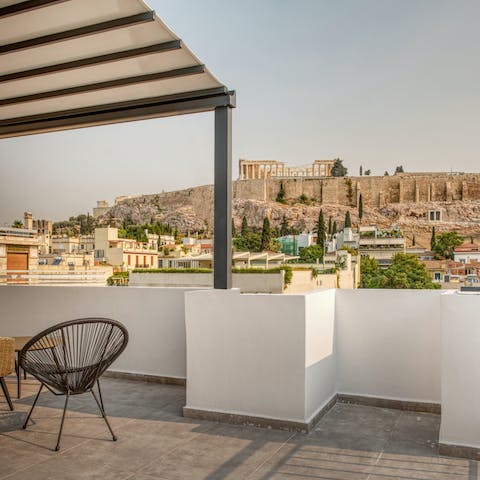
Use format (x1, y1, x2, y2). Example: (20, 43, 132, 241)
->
(214, 105, 232, 289)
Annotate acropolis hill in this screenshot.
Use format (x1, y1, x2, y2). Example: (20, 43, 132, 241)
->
(99, 170, 480, 249)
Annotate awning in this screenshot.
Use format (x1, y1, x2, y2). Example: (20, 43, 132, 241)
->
(0, 0, 235, 138)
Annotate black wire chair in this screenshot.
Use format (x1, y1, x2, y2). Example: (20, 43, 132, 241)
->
(19, 318, 129, 451)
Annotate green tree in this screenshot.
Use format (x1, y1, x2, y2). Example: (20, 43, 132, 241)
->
(299, 245, 324, 263)
(433, 232, 464, 259)
(364, 169, 371, 176)
(358, 194, 363, 221)
(261, 216, 271, 251)
(384, 254, 439, 289)
(384, 171, 389, 176)
(231, 218, 236, 237)
(233, 232, 262, 252)
(280, 215, 290, 237)
(298, 193, 308, 204)
(344, 210, 352, 228)
(359, 165, 363, 176)
(395, 165, 404, 174)
(359, 256, 385, 288)
(276, 182, 286, 203)
(330, 158, 348, 177)
(360, 254, 439, 289)
(241, 216, 248, 237)
(430, 226, 436, 251)
(12, 219, 23, 228)
(332, 221, 337, 236)
(315, 209, 326, 248)
(412, 234, 416, 246)
(327, 216, 332, 236)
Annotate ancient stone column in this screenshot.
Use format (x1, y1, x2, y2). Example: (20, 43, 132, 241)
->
(462, 181, 468, 200)
(415, 181, 420, 203)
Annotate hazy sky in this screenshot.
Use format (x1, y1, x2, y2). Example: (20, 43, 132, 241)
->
(1, 0, 479, 224)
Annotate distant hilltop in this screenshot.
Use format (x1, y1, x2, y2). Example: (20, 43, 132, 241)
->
(95, 171, 480, 249)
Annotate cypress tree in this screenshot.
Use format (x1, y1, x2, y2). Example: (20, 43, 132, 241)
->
(261, 216, 271, 251)
(316, 209, 326, 249)
(241, 216, 248, 237)
(430, 226, 436, 251)
(412, 234, 416, 246)
(344, 210, 352, 228)
(231, 218, 236, 237)
(332, 221, 337, 236)
(359, 165, 363, 176)
(328, 216, 332, 236)
(280, 214, 289, 237)
(358, 194, 363, 221)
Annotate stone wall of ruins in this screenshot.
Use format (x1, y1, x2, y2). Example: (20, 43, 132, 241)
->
(233, 173, 480, 206)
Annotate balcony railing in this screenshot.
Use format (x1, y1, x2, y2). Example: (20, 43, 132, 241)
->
(0, 285, 478, 459)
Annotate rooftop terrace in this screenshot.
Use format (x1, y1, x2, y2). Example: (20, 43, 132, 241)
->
(1, 376, 477, 480)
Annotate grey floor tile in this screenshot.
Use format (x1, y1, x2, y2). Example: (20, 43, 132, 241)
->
(314, 403, 400, 439)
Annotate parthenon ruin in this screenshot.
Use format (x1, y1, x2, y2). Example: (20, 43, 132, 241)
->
(238, 159, 335, 180)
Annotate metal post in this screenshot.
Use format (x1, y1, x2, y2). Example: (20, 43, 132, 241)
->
(214, 105, 232, 289)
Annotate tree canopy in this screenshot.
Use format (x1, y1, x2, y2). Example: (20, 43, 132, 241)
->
(360, 254, 440, 289)
(433, 231, 464, 259)
(330, 158, 348, 177)
(299, 244, 324, 263)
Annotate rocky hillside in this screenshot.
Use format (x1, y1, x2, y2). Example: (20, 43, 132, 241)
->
(97, 183, 480, 248)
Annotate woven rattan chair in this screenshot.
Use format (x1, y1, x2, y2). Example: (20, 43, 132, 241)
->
(0, 337, 15, 411)
(19, 318, 128, 451)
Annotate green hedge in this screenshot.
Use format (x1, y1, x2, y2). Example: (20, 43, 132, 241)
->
(124, 265, 293, 287)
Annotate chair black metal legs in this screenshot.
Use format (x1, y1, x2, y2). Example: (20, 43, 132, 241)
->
(55, 391, 70, 451)
(0, 377, 13, 410)
(23, 383, 43, 429)
(91, 387, 116, 441)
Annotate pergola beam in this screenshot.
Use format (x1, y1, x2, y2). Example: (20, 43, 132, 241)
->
(0, 65, 206, 106)
(0, 89, 236, 138)
(0, 11, 155, 54)
(0, 40, 182, 83)
(0, 0, 69, 19)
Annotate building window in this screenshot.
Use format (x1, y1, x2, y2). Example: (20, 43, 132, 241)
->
(434, 272, 441, 281)
(128, 255, 131, 266)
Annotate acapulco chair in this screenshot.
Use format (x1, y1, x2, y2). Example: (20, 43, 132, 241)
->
(19, 318, 128, 451)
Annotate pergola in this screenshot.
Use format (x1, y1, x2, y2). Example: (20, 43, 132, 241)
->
(0, 0, 235, 288)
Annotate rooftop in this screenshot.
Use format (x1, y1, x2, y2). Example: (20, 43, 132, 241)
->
(2, 376, 476, 480)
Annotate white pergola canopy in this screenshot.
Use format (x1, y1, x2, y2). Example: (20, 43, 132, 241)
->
(0, 0, 235, 288)
(0, 0, 235, 138)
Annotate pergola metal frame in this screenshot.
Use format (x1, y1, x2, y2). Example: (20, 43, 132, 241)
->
(0, 0, 235, 288)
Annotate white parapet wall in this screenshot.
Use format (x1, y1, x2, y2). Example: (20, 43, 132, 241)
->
(335, 289, 442, 404)
(440, 291, 480, 450)
(183, 288, 336, 429)
(0, 286, 190, 380)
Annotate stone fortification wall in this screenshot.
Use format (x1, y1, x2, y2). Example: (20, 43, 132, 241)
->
(234, 173, 480, 207)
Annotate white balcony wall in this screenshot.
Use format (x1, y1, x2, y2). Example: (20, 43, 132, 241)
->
(0, 286, 190, 380)
(185, 289, 336, 425)
(440, 291, 480, 449)
(335, 289, 442, 403)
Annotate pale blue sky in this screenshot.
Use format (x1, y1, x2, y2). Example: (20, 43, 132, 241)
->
(1, 0, 479, 223)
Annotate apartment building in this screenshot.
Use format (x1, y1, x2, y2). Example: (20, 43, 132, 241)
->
(94, 227, 158, 270)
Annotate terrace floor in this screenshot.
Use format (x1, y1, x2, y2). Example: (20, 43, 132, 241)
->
(0, 376, 477, 480)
